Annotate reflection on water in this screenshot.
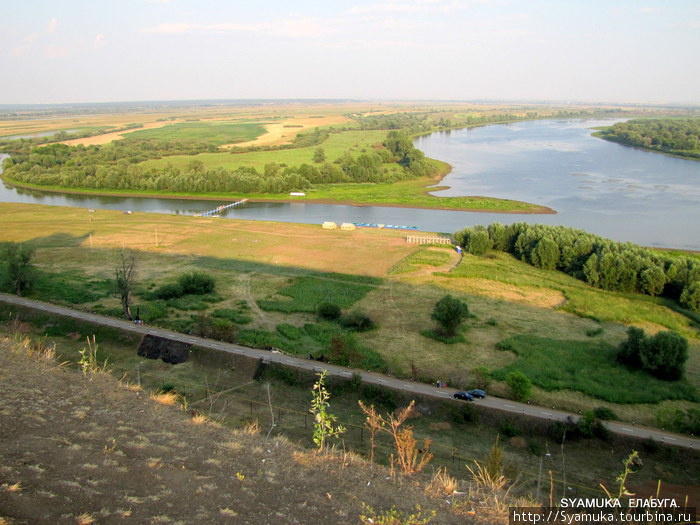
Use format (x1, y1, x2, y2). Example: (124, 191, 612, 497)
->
(2, 119, 700, 250)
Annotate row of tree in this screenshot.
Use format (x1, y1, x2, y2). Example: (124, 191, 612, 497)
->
(454, 223, 700, 312)
(595, 118, 700, 159)
(1, 132, 436, 193)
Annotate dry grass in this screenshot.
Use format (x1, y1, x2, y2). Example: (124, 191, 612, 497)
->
(0, 335, 473, 524)
(426, 467, 458, 498)
(149, 391, 180, 406)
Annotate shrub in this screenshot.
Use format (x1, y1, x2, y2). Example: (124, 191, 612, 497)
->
(593, 406, 618, 420)
(618, 327, 688, 381)
(178, 271, 216, 295)
(338, 311, 375, 331)
(420, 329, 465, 344)
(506, 371, 532, 401)
(317, 301, 341, 320)
(499, 419, 521, 437)
(153, 282, 184, 300)
(431, 294, 469, 336)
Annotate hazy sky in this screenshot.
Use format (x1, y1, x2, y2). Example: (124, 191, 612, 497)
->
(2, 0, 699, 105)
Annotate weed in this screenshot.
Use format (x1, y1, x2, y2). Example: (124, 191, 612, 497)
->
(425, 467, 458, 498)
(310, 370, 345, 450)
(358, 400, 432, 475)
(599, 450, 640, 500)
(78, 336, 109, 375)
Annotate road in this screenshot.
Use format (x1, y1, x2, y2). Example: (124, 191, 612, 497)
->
(2, 292, 698, 451)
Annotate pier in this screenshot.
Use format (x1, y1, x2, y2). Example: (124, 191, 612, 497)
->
(196, 199, 248, 217)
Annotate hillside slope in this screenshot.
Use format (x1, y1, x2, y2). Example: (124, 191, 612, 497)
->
(0, 336, 470, 525)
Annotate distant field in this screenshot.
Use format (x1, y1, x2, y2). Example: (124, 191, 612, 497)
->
(123, 121, 267, 146)
(140, 130, 387, 171)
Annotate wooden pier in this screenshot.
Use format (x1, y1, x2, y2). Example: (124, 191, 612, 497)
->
(196, 199, 248, 217)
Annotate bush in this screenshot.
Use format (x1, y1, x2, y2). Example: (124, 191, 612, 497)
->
(618, 327, 688, 381)
(431, 294, 469, 336)
(577, 410, 610, 440)
(506, 371, 532, 401)
(499, 419, 521, 437)
(317, 301, 341, 320)
(153, 282, 184, 300)
(593, 406, 618, 420)
(420, 329, 465, 344)
(338, 311, 375, 331)
(178, 271, 216, 295)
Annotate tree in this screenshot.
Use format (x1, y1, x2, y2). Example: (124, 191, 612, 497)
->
(640, 331, 688, 381)
(431, 294, 470, 336)
(115, 248, 136, 320)
(2, 242, 35, 296)
(618, 327, 688, 381)
(466, 230, 493, 256)
(680, 281, 700, 312)
(312, 147, 326, 163)
(506, 371, 532, 401)
(640, 266, 667, 296)
(530, 237, 560, 270)
(617, 326, 646, 369)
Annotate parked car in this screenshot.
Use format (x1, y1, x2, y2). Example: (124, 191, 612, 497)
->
(453, 391, 474, 401)
(466, 389, 487, 399)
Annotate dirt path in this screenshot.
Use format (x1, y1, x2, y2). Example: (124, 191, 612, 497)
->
(239, 272, 276, 332)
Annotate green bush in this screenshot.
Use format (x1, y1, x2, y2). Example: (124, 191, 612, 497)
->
(317, 302, 341, 320)
(338, 311, 375, 331)
(178, 271, 216, 295)
(153, 282, 184, 300)
(420, 329, 465, 344)
(593, 406, 618, 420)
(506, 371, 532, 402)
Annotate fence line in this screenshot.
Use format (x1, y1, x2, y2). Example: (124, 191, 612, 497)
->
(406, 236, 452, 245)
(145, 375, 604, 498)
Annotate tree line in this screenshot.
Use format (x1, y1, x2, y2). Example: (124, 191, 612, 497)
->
(454, 223, 700, 312)
(595, 118, 700, 159)
(1, 131, 435, 194)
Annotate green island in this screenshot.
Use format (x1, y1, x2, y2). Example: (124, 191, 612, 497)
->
(0, 103, 647, 213)
(594, 118, 700, 160)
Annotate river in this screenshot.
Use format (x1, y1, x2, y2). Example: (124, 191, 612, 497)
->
(1, 119, 699, 250)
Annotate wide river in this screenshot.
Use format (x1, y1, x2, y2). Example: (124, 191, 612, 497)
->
(1, 119, 699, 249)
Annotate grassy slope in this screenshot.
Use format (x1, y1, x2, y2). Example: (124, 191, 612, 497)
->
(0, 336, 469, 525)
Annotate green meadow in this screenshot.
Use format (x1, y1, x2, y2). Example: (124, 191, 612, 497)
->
(124, 121, 267, 146)
(140, 129, 387, 171)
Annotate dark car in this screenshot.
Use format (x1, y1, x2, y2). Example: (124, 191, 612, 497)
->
(453, 391, 474, 401)
(466, 389, 487, 399)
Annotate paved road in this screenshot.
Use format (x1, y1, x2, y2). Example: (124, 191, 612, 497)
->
(2, 293, 698, 451)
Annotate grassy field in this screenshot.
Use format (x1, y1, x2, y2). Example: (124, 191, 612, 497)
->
(140, 129, 384, 172)
(1, 202, 697, 433)
(123, 121, 268, 145)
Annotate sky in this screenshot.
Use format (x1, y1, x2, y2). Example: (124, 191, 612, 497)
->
(2, 0, 699, 105)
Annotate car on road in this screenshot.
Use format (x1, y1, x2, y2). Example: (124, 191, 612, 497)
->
(453, 391, 474, 401)
(466, 389, 487, 398)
